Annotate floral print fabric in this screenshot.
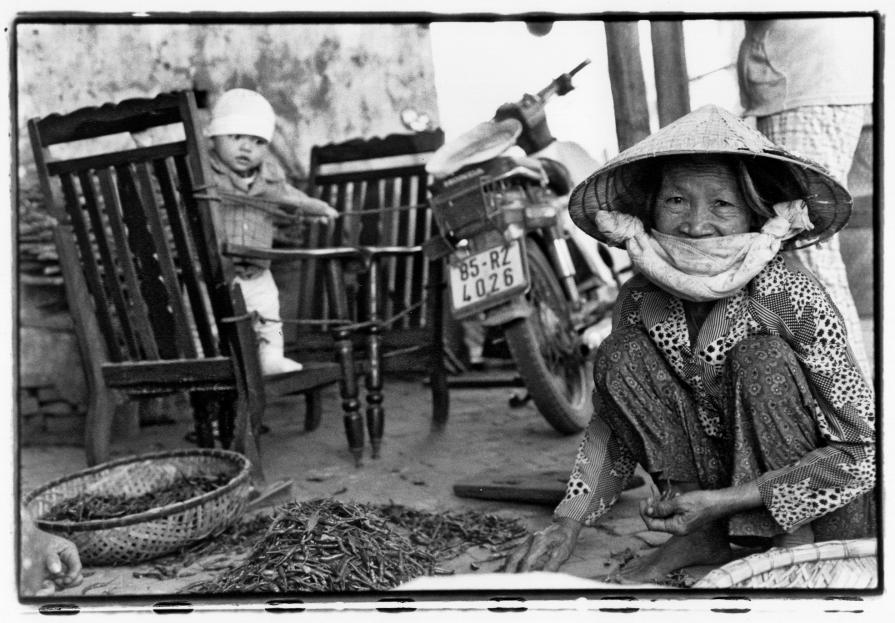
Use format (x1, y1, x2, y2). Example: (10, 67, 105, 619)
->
(554, 255, 875, 534)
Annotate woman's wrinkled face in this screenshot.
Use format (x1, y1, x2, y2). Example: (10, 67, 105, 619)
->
(653, 160, 752, 238)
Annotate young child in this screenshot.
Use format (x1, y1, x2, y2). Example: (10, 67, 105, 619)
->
(206, 88, 338, 375)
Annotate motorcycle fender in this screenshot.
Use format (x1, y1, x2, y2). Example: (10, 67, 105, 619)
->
(479, 295, 532, 327)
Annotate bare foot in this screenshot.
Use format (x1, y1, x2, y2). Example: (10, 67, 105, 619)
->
(616, 523, 732, 584)
(772, 524, 814, 549)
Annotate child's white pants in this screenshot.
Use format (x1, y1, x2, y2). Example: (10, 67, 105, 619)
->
(234, 268, 303, 375)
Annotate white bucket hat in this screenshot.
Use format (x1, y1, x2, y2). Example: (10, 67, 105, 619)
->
(207, 88, 276, 142)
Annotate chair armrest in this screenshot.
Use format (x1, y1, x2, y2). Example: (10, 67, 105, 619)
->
(223, 241, 424, 266)
(359, 245, 423, 259)
(223, 241, 363, 262)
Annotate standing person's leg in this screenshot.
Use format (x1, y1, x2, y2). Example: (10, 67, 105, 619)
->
(756, 105, 870, 378)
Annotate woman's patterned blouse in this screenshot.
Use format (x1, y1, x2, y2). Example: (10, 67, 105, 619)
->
(554, 255, 876, 532)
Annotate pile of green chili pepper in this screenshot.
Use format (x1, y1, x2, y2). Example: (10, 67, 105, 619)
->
(186, 498, 528, 593)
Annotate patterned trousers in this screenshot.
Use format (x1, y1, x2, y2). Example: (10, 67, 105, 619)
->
(594, 326, 874, 541)
(756, 105, 871, 379)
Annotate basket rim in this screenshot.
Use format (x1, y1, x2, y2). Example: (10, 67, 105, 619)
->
(24, 448, 251, 533)
(693, 538, 878, 589)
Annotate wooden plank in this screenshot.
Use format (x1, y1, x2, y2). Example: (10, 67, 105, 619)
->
(97, 167, 160, 360)
(58, 172, 122, 362)
(173, 153, 223, 292)
(46, 142, 186, 176)
(115, 162, 178, 359)
(78, 169, 141, 359)
(453, 469, 572, 505)
(604, 21, 652, 151)
(650, 21, 691, 127)
(262, 361, 345, 394)
(309, 130, 445, 168)
(454, 469, 646, 505)
(101, 357, 234, 388)
(134, 160, 196, 358)
(154, 156, 217, 357)
(34, 93, 183, 146)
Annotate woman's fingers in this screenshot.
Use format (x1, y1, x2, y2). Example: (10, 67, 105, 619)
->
(504, 522, 579, 574)
(543, 543, 572, 572)
(639, 497, 689, 533)
(648, 498, 679, 518)
(502, 534, 533, 573)
(516, 536, 550, 572)
(641, 514, 674, 532)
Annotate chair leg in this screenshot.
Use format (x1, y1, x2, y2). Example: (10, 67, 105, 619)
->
(429, 260, 449, 429)
(189, 391, 217, 448)
(217, 391, 237, 449)
(363, 260, 385, 458)
(326, 260, 364, 466)
(84, 384, 115, 466)
(229, 283, 268, 486)
(304, 390, 323, 432)
(232, 387, 266, 487)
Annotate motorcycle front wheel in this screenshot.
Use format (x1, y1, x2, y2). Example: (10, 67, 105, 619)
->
(503, 242, 591, 434)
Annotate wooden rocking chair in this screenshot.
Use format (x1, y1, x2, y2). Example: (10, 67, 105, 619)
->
(27, 90, 366, 484)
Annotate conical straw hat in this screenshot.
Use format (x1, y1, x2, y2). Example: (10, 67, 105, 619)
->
(568, 104, 852, 249)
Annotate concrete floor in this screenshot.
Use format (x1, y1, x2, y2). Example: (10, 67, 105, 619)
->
(17, 318, 876, 599)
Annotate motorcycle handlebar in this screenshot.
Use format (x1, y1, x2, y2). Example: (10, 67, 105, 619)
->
(535, 59, 591, 102)
(492, 59, 591, 154)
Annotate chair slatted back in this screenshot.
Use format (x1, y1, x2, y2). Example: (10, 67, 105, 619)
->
(28, 92, 231, 370)
(306, 130, 444, 352)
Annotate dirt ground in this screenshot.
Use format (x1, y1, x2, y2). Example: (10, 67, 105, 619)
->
(16, 320, 876, 602)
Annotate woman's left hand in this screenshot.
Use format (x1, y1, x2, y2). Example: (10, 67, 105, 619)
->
(638, 489, 720, 536)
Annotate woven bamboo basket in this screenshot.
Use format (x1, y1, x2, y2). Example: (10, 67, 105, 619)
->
(694, 539, 877, 589)
(23, 449, 252, 566)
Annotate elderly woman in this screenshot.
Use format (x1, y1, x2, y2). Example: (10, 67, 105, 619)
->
(505, 105, 876, 582)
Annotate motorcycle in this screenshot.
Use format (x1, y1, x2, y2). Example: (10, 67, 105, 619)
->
(423, 60, 618, 434)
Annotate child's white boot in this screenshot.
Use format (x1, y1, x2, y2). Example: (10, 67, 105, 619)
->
(238, 270, 304, 376)
(258, 324, 303, 375)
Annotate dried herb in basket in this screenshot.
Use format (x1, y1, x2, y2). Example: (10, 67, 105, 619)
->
(41, 472, 233, 522)
(184, 498, 528, 594)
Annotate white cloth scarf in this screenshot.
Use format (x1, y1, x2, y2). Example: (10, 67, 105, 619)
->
(594, 201, 814, 302)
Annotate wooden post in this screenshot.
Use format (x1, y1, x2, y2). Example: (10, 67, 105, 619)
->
(651, 21, 691, 127)
(604, 21, 652, 151)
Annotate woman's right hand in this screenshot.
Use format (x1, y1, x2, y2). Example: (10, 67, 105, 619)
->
(502, 517, 582, 573)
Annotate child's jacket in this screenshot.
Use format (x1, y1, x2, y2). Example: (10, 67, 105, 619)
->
(208, 148, 313, 274)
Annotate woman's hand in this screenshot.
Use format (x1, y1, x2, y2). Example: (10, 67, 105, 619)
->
(639, 489, 720, 536)
(639, 483, 762, 536)
(502, 517, 582, 573)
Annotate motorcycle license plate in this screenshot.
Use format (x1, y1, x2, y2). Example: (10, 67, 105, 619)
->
(448, 240, 528, 318)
